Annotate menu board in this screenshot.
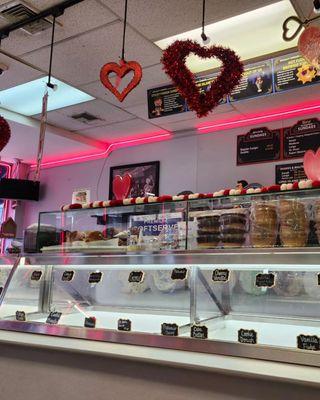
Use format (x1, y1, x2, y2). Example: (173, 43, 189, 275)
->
(274, 53, 320, 92)
(275, 162, 307, 185)
(229, 60, 273, 102)
(283, 119, 320, 159)
(237, 127, 281, 165)
(147, 73, 225, 119)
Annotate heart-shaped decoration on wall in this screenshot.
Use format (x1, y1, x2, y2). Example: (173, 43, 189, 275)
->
(112, 173, 133, 200)
(303, 147, 320, 181)
(161, 40, 243, 118)
(100, 59, 142, 102)
(0, 116, 11, 152)
(298, 26, 320, 69)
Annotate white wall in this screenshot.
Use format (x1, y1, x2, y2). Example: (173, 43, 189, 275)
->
(22, 113, 319, 229)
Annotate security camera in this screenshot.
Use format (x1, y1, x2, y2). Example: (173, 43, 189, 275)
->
(0, 63, 8, 75)
(314, 0, 320, 13)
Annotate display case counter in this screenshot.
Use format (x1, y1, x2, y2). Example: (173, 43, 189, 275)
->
(0, 249, 319, 368)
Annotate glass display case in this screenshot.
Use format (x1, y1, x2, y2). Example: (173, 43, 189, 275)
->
(35, 188, 320, 253)
(0, 250, 319, 367)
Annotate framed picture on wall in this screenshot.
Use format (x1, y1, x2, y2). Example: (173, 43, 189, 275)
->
(109, 161, 160, 199)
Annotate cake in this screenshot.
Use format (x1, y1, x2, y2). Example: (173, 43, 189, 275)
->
(196, 213, 221, 249)
(220, 209, 248, 248)
(279, 200, 309, 247)
(314, 200, 320, 243)
(250, 202, 278, 248)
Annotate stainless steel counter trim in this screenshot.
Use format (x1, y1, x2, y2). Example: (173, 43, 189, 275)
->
(0, 320, 318, 368)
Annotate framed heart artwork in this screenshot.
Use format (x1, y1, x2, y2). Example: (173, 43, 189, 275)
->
(109, 161, 160, 200)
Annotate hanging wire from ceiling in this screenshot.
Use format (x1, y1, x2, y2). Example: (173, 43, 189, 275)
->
(121, 0, 128, 60)
(201, 0, 210, 44)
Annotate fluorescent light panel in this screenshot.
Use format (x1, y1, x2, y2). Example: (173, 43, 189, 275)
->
(0, 76, 95, 116)
(155, 0, 298, 73)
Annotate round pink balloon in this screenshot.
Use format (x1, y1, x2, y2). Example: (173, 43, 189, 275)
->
(303, 148, 320, 180)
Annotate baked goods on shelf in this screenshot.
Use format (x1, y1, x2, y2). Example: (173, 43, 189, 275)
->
(279, 200, 309, 247)
(196, 212, 221, 249)
(220, 209, 248, 248)
(250, 202, 278, 247)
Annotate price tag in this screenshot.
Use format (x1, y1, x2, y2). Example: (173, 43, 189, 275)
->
(171, 268, 188, 280)
(297, 334, 319, 351)
(317, 273, 320, 286)
(255, 273, 275, 288)
(128, 271, 144, 283)
(212, 269, 230, 283)
(0, 287, 3, 296)
(191, 325, 208, 339)
(62, 270, 75, 282)
(15, 311, 26, 321)
(31, 270, 42, 281)
(238, 329, 257, 344)
(89, 272, 103, 284)
(84, 317, 96, 328)
(46, 311, 62, 325)
(118, 318, 131, 331)
(161, 323, 179, 336)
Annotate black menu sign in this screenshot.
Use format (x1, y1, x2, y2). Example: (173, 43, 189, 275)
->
(283, 119, 320, 159)
(238, 329, 257, 344)
(297, 334, 319, 351)
(46, 311, 62, 325)
(118, 318, 131, 332)
(161, 323, 179, 336)
(171, 268, 188, 280)
(31, 270, 42, 281)
(275, 162, 307, 185)
(230, 60, 273, 102)
(255, 273, 275, 288)
(62, 270, 75, 282)
(128, 271, 144, 283)
(191, 325, 208, 339)
(274, 53, 320, 92)
(16, 311, 26, 322)
(147, 73, 226, 119)
(237, 127, 281, 165)
(84, 317, 96, 328)
(89, 272, 103, 284)
(212, 269, 230, 282)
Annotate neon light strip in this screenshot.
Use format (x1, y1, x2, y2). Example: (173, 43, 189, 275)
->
(0, 162, 13, 255)
(30, 132, 172, 169)
(197, 103, 320, 132)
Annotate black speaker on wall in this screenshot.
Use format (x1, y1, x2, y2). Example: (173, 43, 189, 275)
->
(0, 178, 40, 201)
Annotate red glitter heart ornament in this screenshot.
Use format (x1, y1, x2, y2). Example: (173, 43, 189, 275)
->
(112, 174, 133, 200)
(0, 116, 11, 152)
(161, 40, 243, 118)
(100, 59, 142, 102)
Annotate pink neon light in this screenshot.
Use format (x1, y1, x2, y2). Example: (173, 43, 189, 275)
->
(30, 132, 172, 169)
(0, 162, 13, 255)
(197, 101, 320, 133)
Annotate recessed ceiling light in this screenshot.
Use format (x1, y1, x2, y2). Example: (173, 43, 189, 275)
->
(155, 0, 298, 73)
(0, 76, 95, 116)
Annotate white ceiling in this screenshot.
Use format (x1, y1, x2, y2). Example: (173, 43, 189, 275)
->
(0, 0, 318, 164)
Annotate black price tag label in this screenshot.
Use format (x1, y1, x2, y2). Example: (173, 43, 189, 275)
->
(255, 273, 275, 288)
(318, 273, 320, 286)
(89, 272, 103, 284)
(31, 270, 42, 281)
(128, 271, 144, 283)
(191, 325, 208, 339)
(212, 269, 230, 283)
(84, 317, 96, 328)
(15, 311, 26, 321)
(238, 329, 257, 344)
(161, 323, 179, 336)
(46, 311, 62, 325)
(62, 270, 75, 282)
(0, 287, 3, 296)
(171, 268, 188, 280)
(118, 319, 131, 332)
(297, 334, 319, 351)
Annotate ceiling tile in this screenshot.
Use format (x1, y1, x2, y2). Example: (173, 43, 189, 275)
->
(33, 99, 134, 131)
(81, 63, 169, 109)
(100, 0, 278, 41)
(22, 23, 162, 86)
(74, 118, 166, 141)
(1, 0, 118, 55)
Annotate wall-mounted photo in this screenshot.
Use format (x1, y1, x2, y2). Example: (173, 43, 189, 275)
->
(109, 161, 160, 199)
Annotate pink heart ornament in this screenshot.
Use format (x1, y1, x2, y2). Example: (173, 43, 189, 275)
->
(112, 174, 132, 200)
(303, 147, 320, 181)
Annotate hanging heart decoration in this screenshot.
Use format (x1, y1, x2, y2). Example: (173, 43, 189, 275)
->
(0, 116, 11, 152)
(100, 59, 142, 102)
(161, 40, 243, 118)
(298, 25, 320, 69)
(112, 173, 133, 200)
(303, 147, 320, 181)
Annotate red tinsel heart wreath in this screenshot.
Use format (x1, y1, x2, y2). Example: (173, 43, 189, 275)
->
(161, 40, 243, 118)
(0, 116, 11, 152)
(100, 59, 142, 102)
